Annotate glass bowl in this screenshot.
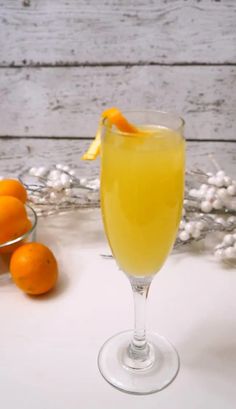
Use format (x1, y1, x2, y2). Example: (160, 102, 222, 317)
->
(0, 204, 37, 253)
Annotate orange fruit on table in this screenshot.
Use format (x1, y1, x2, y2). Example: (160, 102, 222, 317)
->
(0, 219, 32, 254)
(0, 179, 27, 203)
(0, 196, 28, 245)
(10, 242, 58, 295)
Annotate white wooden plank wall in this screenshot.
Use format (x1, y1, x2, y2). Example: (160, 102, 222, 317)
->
(1, 66, 235, 140)
(0, 0, 235, 174)
(1, 0, 235, 65)
(0, 139, 235, 178)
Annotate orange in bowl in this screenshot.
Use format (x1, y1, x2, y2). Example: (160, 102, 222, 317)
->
(0, 196, 35, 254)
(0, 179, 27, 203)
(0, 196, 28, 243)
(10, 242, 58, 295)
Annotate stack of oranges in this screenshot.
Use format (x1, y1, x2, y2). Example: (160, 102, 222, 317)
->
(0, 179, 58, 295)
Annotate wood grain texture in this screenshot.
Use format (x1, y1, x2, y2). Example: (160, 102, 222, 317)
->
(0, 138, 235, 178)
(0, 0, 236, 66)
(1, 66, 236, 140)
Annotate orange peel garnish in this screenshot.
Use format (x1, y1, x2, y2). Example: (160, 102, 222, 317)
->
(82, 121, 102, 160)
(102, 107, 138, 134)
(82, 107, 139, 160)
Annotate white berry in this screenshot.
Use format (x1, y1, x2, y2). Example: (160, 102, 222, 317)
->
(225, 247, 236, 259)
(206, 190, 216, 201)
(216, 170, 225, 178)
(86, 178, 100, 190)
(215, 176, 225, 187)
(217, 188, 227, 200)
(192, 229, 201, 239)
(209, 186, 216, 194)
(208, 176, 216, 185)
(179, 220, 185, 230)
(79, 177, 87, 185)
(214, 249, 224, 260)
(29, 195, 38, 203)
(200, 184, 208, 193)
(196, 221, 205, 231)
(62, 165, 70, 172)
(223, 234, 234, 246)
(65, 188, 72, 197)
(185, 222, 195, 234)
(56, 164, 63, 170)
(223, 176, 232, 187)
(207, 186, 217, 196)
(189, 189, 200, 198)
(212, 199, 223, 210)
(179, 231, 190, 241)
(37, 166, 48, 177)
(49, 169, 61, 180)
(53, 180, 63, 191)
(50, 191, 58, 201)
(215, 217, 226, 226)
(60, 173, 71, 188)
(29, 167, 37, 176)
(227, 216, 236, 224)
(201, 201, 213, 213)
(227, 185, 236, 196)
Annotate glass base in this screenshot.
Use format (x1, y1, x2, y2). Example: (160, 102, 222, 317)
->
(98, 330, 180, 395)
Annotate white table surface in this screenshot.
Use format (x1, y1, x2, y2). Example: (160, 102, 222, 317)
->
(0, 209, 235, 409)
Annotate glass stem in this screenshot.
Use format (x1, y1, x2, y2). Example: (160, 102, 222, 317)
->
(128, 277, 152, 362)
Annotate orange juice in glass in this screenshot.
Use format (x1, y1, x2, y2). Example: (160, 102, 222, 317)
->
(97, 110, 185, 394)
(101, 124, 184, 277)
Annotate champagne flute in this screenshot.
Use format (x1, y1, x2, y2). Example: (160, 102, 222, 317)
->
(98, 111, 185, 394)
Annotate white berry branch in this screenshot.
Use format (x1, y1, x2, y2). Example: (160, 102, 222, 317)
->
(19, 162, 236, 263)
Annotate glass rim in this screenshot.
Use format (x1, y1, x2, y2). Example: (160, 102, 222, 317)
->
(103, 109, 185, 137)
(0, 204, 37, 249)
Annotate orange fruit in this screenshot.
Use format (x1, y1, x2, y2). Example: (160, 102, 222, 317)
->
(0, 196, 28, 245)
(10, 242, 58, 295)
(0, 179, 27, 203)
(0, 219, 32, 254)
